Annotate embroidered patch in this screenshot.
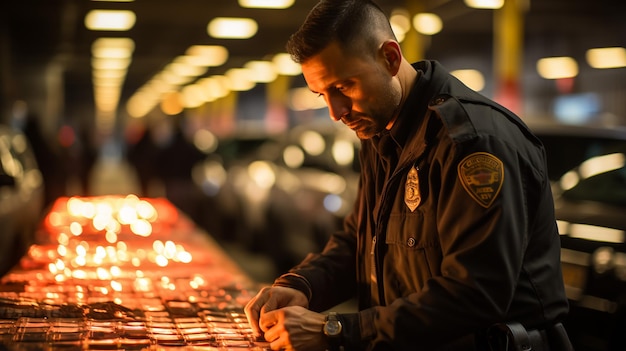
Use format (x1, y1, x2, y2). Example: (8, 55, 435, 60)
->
(458, 152, 504, 208)
(404, 166, 421, 212)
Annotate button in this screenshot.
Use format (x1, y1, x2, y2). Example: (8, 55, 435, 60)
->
(407, 237, 416, 247)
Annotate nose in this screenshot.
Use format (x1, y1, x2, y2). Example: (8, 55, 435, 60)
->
(326, 93, 350, 122)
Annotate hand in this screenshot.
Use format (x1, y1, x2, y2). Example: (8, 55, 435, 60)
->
(245, 286, 309, 337)
(261, 306, 327, 351)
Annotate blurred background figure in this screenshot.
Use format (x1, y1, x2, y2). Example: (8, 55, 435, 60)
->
(11, 101, 65, 210)
(127, 116, 205, 227)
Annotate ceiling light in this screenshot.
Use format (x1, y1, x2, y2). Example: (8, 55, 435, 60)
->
(207, 17, 257, 39)
(586, 47, 626, 69)
(272, 53, 301, 76)
(225, 68, 256, 91)
(390, 8, 411, 34)
(197, 76, 230, 100)
(451, 69, 485, 91)
(244, 60, 278, 83)
(412, 13, 442, 35)
(165, 61, 208, 77)
(536, 56, 578, 79)
(91, 57, 132, 70)
(85, 10, 136, 31)
(238, 0, 294, 9)
(92, 37, 135, 51)
(185, 45, 229, 67)
(464, 0, 504, 9)
(161, 92, 184, 116)
(390, 9, 411, 42)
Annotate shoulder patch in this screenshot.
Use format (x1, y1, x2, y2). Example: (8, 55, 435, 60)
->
(458, 152, 504, 208)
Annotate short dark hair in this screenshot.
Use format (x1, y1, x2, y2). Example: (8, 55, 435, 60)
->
(286, 0, 395, 64)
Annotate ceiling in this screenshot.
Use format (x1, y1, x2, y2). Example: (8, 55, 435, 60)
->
(1, 0, 625, 134)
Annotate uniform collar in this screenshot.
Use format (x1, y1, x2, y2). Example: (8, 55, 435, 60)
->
(387, 60, 433, 150)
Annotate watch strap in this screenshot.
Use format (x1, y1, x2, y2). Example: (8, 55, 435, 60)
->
(324, 312, 343, 351)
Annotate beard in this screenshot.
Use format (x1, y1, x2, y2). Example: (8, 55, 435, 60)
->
(345, 84, 402, 140)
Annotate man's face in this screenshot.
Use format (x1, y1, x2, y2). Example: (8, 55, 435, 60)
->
(301, 41, 401, 140)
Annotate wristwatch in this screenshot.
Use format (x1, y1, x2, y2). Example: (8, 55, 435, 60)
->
(323, 312, 343, 351)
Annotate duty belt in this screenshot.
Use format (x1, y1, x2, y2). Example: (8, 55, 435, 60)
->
(484, 322, 574, 351)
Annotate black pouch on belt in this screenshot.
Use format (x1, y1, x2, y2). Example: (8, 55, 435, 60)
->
(486, 322, 532, 351)
(485, 322, 574, 351)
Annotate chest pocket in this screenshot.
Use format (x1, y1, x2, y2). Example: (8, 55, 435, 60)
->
(384, 212, 442, 293)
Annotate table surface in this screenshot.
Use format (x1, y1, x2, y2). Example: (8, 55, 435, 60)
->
(0, 195, 270, 350)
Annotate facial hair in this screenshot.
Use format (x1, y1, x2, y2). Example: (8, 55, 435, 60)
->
(347, 80, 401, 140)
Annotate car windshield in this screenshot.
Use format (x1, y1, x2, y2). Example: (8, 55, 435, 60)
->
(539, 133, 626, 207)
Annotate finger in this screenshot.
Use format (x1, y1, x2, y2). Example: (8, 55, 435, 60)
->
(245, 291, 270, 336)
(260, 296, 278, 315)
(259, 310, 277, 333)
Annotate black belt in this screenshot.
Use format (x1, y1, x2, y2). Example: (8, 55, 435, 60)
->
(482, 322, 574, 351)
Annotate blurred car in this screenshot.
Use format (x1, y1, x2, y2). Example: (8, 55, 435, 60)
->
(0, 125, 44, 277)
(192, 130, 272, 244)
(528, 120, 626, 351)
(193, 121, 360, 275)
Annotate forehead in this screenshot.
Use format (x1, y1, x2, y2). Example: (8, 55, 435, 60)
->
(301, 41, 372, 92)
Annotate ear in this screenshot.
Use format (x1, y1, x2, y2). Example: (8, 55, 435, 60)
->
(380, 40, 402, 76)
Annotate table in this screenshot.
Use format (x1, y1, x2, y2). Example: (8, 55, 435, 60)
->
(0, 195, 270, 350)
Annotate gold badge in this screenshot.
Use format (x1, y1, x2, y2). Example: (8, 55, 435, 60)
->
(405, 166, 421, 212)
(458, 152, 504, 208)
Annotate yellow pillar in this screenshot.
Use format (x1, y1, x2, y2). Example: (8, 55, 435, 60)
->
(493, 0, 526, 115)
(265, 75, 290, 133)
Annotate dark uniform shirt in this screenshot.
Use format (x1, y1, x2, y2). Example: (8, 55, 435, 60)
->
(274, 60, 569, 350)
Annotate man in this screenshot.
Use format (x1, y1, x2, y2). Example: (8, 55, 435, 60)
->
(245, 0, 570, 350)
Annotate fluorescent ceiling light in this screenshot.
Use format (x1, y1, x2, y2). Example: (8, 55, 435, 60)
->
(91, 57, 132, 70)
(586, 47, 626, 69)
(85, 10, 136, 31)
(536, 56, 578, 79)
(225, 68, 256, 91)
(207, 17, 258, 39)
(451, 69, 485, 91)
(272, 53, 301, 76)
(464, 0, 504, 9)
(185, 45, 229, 67)
(92, 38, 135, 59)
(238, 0, 294, 9)
(244, 60, 278, 83)
(412, 13, 442, 35)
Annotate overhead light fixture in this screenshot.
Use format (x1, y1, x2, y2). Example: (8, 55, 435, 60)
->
(586, 47, 626, 69)
(244, 60, 278, 83)
(91, 57, 132, 70)
(390, 8, 411, 42)
(412, 13, 443, 35)
(238, 0, 294, 9)
(464, 0, 504, 9)
(92, 37, 134, 58)
(185, 45, 229, 67)
(451, 69, 485, 91)
(272, 53, 301, 76)
(208, 17, 258, 39)
(85, 10, 136, 31)
(225, 68, 256, 91)
(168, 59, 208, 77)
(537, 56, 578, 79)
(201, 76, 231, 99)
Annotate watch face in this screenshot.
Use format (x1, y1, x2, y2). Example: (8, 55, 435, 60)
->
(324, 320, 342, 336)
